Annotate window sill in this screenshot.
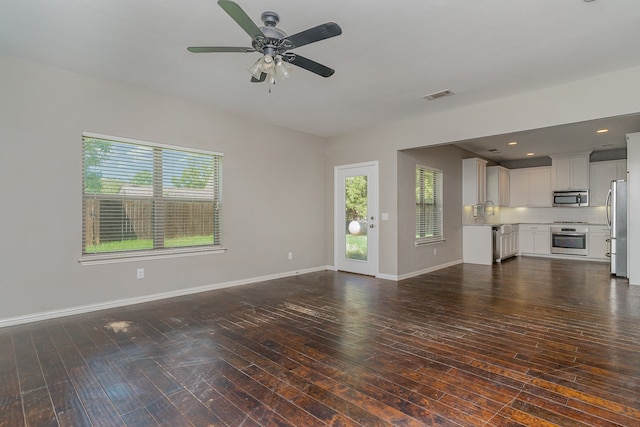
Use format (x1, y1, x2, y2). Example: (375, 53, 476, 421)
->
(79, 246, 227, 265)
(415, 239, 445, 247)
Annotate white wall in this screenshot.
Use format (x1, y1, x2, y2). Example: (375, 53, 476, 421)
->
(397, 146, 466, 277)
(627, 132, 640, 285)
(0, 55, 328, 323)
(326, 66, 640, 278)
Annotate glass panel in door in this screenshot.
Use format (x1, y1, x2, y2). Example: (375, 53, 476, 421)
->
(344, 175, 368, 261)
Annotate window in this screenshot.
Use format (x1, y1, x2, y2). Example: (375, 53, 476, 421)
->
(416, 165, 443, 244)
(81, 133, 222, 261)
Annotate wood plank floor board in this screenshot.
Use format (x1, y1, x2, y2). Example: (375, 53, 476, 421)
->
(164, 388, 226, 426)
(209, 330, 395, 425)
(200, 367, 295, 426)
(13, 330, 48, 395)
(215, 359, 329, 426)
(21, 386, 58, 427)
(240, 363, 356, 426)
(165, 364, 262, 427)
(119, 407, 160, 427)
(0, 333, 26, 427)
(516, 390, 635, 427)
(531, 369, 640, 413)
(2, 257, 640, 426)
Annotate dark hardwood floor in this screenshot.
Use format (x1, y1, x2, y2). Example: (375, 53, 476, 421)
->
(2, 257, 640, 426)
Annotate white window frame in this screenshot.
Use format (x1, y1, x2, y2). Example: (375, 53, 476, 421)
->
(79, 132, 225, 265)
(415, 164, 444, 246)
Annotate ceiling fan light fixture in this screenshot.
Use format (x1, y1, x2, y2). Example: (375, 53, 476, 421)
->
(248, 54, 291, 84)
(274, 55, 292, 81)
(248, 58, 264, 79)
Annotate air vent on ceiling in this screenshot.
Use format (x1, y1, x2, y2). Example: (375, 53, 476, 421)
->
(423, 89, 454, 101)
(488, 148, 500, 153)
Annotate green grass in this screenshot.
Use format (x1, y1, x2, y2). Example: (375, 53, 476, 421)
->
(85, 235, 214, 253)
(346, 234, 368, 260)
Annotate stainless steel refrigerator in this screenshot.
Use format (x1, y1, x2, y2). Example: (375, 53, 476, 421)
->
(606, 180, 627, 277)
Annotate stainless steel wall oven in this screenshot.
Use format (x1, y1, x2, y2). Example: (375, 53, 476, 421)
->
(550, 225, 588, 256)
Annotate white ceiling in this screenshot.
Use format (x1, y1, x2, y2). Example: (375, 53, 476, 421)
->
(2, 0, 640, 159)
(454, 113, 640, 162)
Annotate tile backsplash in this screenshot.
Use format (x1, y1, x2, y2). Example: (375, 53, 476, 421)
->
(495, 206, 607, 224)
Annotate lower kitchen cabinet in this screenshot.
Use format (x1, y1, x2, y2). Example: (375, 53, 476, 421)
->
(497, 224, 519, 261)
(588, 226, 610, 259)
(463, 225, 493, 265)
(519, 224, 550, 255)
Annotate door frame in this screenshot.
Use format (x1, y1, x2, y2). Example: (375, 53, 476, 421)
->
(334, 161, 379, 276)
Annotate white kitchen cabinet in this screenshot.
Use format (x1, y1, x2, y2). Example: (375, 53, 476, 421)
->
(588, 226, 611, 260)
(497, 224, 519, 261)
(509, 167, 552, 207)
(463, 225, 493, 265)
(519, 224, 550, 255)
(487, 166, 510, 207)
(551, 153, 590, 191)
(589, 159, 627, 206)
(509, 225, 519, 257)
(462, 158, 487, 206)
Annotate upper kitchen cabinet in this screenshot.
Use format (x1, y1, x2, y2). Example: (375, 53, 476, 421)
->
(509, 167, 552, 207)
(589, 159, 627, 206)
(486, 166, 510, 206)
(551, 153, 590, 191)
(462, 158, 487, 205)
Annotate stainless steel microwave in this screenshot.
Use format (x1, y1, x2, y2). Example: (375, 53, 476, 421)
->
(552, 190, 589, 207)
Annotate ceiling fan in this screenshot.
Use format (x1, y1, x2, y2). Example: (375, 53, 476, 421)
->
(188, 0, 342, 84)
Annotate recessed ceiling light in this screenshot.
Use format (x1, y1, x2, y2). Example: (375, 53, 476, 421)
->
(526, 152, 535, 156)
(508, 141, 518, 146)
(597, 128, 609, 133)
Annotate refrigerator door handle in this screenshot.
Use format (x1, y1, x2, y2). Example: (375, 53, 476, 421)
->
(605, 188, 612, 227)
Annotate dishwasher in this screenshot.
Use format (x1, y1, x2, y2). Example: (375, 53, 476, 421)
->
(492, 226, 500, 262)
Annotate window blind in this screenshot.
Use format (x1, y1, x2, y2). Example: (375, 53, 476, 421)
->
(416, 165, 443, 244)
(82, 134, 222, 257)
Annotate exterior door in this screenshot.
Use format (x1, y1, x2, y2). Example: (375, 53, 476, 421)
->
(334, 162, 378, 276)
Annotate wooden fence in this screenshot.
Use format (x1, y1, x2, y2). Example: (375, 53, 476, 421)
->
(84, 198, 214, 246)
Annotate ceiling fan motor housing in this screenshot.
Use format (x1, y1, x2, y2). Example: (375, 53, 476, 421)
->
(258, 11, 287, 50)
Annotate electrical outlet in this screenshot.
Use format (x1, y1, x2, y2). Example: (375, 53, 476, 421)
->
(288, 252, 293, 260)
(433, 248, 437, 255)
(137, 268, 144, 279)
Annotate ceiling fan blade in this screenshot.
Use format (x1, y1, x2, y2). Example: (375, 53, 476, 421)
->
(251, 72, 267, 83)
(187, 46, 256, 53)
(284, 22, 342, 50)
(287, 54, 335, 78)
(217, 0, 265, 41)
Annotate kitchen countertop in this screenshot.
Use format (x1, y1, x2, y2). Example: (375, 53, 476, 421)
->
(464, 222, 608, 226)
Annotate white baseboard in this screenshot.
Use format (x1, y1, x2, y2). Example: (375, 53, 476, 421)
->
(0, 265, 331, 328)
(394, 259, 463, 281)
(327, 261, 462, 282)
(375, 273, 398, 281)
